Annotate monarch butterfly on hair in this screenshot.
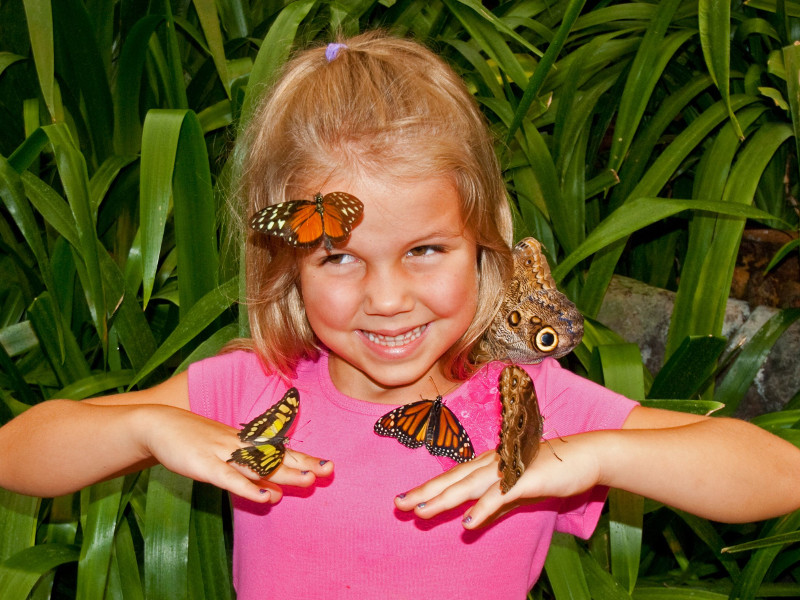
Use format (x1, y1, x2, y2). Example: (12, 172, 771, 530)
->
(228, 388, 300, 477)
(250, 191, 363, 251)
(374, 395, 475, 463)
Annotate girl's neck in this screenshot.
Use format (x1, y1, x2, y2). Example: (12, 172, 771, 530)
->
(327, 353, 458, 405)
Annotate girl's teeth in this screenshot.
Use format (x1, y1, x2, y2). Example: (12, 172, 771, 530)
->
(364, 325, 427, 347)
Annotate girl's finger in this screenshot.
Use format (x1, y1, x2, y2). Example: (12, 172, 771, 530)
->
(410, 462, 501, 518)
(210, 462, 283, 503)
(394, 451, 499, 512)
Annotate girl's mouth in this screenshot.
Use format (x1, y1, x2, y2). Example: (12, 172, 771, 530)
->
(361, 324, 428, 347)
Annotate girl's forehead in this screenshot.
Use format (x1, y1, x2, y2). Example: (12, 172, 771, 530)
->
(325, 174, 462, 222)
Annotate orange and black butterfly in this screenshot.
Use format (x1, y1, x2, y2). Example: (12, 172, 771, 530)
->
(374, 396, 475, 463)
(249, 191, 363, 251)
(228, 388, 300, 477)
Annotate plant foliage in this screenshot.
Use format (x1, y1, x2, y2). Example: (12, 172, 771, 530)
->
(1, 0, 799, 598)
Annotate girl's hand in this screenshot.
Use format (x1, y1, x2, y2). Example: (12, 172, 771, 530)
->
(137, 404, 333, 504)
(394, 434, 602, 528)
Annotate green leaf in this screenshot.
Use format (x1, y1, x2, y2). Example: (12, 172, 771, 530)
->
(240, 0, 317, 123)
(0, 543, 80, 600)
(22, 0, 59, 122)
(607, 0, 687, 172)
(699, 0, 743, 138)
(77, 478, 124, 599)
(56, 370, 134, 400)
(648, 336, 727, 399)
(0, 488, 40, 561)
(190, 0, 231, 98)
(41, 123, 108, 354)
(544, 532, 591, 600)
(171, 111, 219, 314)
(505, 0, 586, 144)
(129, 278, 238, 388)
(144, 466, 192, 600)
(716, 308, 800, 416)
(553, 198, 788, 282)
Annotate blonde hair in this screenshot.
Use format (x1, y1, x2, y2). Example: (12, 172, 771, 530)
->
(231, 31, 513, 379)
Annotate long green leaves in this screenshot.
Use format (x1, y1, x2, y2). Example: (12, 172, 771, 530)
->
(3, 1, 800, 598)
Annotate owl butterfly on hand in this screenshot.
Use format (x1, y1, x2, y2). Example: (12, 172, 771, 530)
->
(249, 191, 363, 251)
(228, 388, 300, 477)
(374, 394, 475, 463)
(472, 237, 583, 364)
(497, 365, 542, 494)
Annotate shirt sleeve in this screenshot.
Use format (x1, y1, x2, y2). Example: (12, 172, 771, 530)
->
(525, 358, 639, 539)
(187, 350, 275, 428)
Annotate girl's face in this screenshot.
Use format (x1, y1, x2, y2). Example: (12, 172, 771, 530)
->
(298, 174, 479, 404)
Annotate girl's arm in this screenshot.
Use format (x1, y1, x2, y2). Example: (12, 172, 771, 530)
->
(395, 407, 800, 527)
(0, 373, 332, 501)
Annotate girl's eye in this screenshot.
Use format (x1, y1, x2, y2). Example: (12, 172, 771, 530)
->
(321, 253, 356, 265)
(407, 245, 444, 258)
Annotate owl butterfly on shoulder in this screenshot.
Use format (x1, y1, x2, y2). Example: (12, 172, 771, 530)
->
(228, 388, 299, 477)
(472, 237, 583, 364)
(249, 191, 363, 251)
(497, 365, 541, 494)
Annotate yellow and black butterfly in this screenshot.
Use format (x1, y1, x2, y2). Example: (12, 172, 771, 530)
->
(228, 388, 300, 477)
(249, 191, 363, 251)
(374, 396, 475, 463)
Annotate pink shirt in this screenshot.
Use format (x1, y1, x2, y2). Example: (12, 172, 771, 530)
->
(189, 351, 637, 599)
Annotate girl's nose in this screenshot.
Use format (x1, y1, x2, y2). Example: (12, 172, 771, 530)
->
(363, 265, 414, 316)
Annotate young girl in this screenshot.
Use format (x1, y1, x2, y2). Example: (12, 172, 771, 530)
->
(1, 32, 800, 599)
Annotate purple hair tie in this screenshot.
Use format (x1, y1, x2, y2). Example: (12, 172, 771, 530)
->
(325, 43, 347, 62)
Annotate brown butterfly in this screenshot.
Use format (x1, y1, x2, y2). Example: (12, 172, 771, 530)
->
(472, 237, 583, 364)
(497, 365, 542, 493)
(250, 191, 363, 251)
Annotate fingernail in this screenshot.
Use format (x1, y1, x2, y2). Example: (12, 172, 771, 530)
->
(259, 488, 268, 494)
(300, 470, 310, 475)
(319, 460, 329, 466)
(396, 493, 406, 499)
(417, 502, 426, 509)
(462, 515, 473, 525)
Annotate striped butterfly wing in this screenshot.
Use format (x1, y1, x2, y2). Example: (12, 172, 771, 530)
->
(249, 192, 363, 250)
(374, 399, 432, 449)
(228, 388, 300, 477)
(425, 398, 475, 463)
(374, 397, 475, 462)
(228, 444, 285, 478)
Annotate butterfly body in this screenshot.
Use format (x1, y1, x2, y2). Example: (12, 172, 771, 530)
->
(249, 191, 363, 250)
(473, 237, 583, 364)
(228, 388, 300, 477)
(374, 396, 475, 463)
(497, 365, 542, 493)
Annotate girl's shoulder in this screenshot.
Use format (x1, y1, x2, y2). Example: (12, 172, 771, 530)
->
(460, 358, 638, 439)
(188, 350, 319, 427)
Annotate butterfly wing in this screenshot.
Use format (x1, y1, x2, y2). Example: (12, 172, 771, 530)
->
(374, 400, 433, 449)
(237, 388, 300, 444)
(249, 192, 363, 249)
(497, 365, 542, 493)
(318, 191, 364, 247)
(228, 388, 300, 477)
(249, 200, 317, 246)
(425, 399, 475, 463)
(229, 443, 285, 478)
